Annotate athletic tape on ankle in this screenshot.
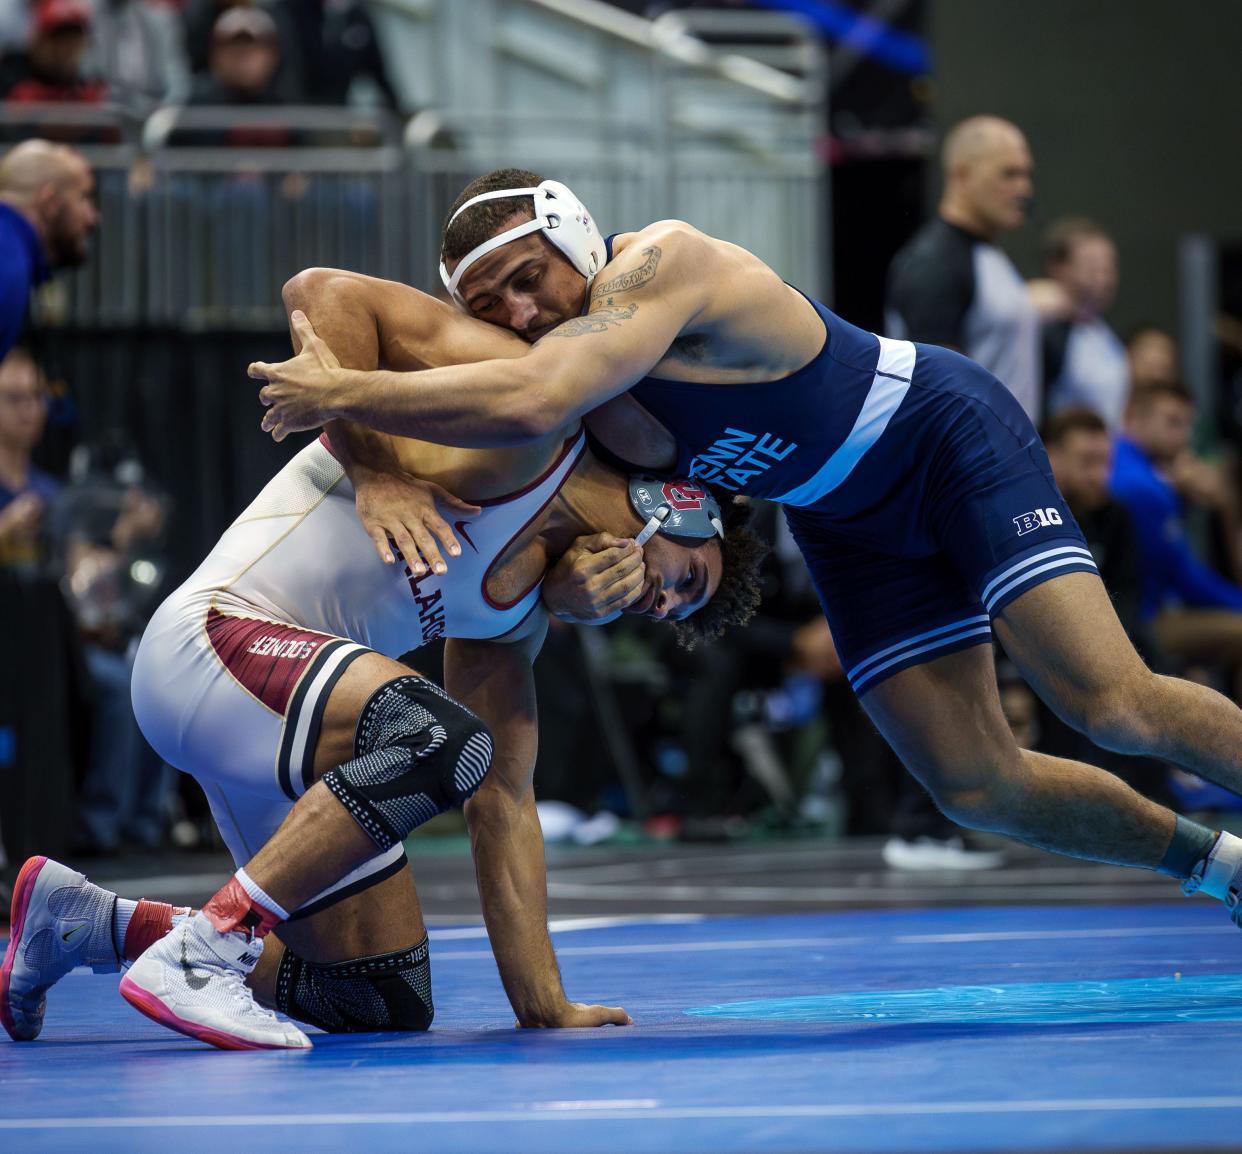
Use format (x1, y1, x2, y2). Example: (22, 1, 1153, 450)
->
(235, 868, 291, 921)
(203, 875, 286, 938)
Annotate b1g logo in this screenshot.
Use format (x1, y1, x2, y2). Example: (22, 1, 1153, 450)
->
(1013, 507, 1063, 536)
(661, 481, 709, 510)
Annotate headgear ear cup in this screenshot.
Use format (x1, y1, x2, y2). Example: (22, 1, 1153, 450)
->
(628, 477, 725, 545)
(440, 180, 606, 305)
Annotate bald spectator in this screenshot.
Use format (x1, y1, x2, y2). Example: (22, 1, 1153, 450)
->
(886, 115, 1042, 420)
(0, 139, 97, 358)
(1034, 219, 1130, 430)
(0, 0, 106, 104)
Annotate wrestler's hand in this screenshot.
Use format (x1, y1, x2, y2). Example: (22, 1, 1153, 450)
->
(518, 1002, 633, 1029)
(352, 462, 481, 575)
(250, 311, 344, 442)
(541, 533, 646, 624)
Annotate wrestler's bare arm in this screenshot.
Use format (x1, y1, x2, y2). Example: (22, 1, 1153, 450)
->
(283, 270, 501, 570)
(446, 627, 631, 1029)
(252, 224, 716, 446)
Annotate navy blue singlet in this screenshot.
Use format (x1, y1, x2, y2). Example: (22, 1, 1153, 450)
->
(600, 233, 1098, 693)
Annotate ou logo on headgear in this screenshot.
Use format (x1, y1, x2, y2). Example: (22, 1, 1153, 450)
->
(662, 482, 708, 511)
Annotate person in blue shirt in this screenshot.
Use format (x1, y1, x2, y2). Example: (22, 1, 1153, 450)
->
(244, 171, 1242, 966)
(1111, 380, 1242, 683)
(0, 138, 98, 360)
(0, 345, 59, 571)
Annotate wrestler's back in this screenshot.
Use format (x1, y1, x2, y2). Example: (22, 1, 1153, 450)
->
(175, 430, 585, 655)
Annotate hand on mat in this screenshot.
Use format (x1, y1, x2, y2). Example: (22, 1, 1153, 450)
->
(352, 464, 481, 574)
(518, 1001, 633, 1029)
(251, 311, 344, 442)
(540, 533, 646, 624)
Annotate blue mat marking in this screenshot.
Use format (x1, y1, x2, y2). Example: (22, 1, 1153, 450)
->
(687, 973, 1242, 1024)
(4, 903, 1242, 1153)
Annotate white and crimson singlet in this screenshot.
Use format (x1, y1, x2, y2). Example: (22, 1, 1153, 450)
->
(132, 432, 586, 914)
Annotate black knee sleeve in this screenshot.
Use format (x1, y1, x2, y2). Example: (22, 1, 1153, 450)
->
(274, 937, 433, 1033)
(321, 676, 493, 851)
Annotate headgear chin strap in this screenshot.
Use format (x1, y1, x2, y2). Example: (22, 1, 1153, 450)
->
(440, 180, 607, 307)
(629, 477, 725, 547)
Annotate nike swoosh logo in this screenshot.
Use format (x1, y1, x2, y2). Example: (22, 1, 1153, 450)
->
(454, 520, 479, 554)
(181, 934, 211, 991)
(60, 923, 89, 945)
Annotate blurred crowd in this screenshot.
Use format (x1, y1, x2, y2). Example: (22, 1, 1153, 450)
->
(0, 0, 397, 114)
(4, 92, 1242, 872)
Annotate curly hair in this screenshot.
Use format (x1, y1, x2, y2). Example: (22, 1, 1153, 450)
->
(442, 168, 544, 263)
(672, 492, 769, 650)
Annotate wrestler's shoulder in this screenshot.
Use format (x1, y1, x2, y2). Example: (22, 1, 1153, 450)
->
(610, 219, 715, 260)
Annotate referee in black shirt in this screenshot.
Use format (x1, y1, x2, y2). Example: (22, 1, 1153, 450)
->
(886, 115, 1041, 421)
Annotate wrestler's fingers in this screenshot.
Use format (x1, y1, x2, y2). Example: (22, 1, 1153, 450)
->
(431, 488, 482, 517)
(248, 361, 272, 381)
(604, 567, 646, 609)
(391, 524, 425, 576)
(258, 385, 275, 406)
(410, 523, 448, 576)
(583, 1004, 633, 1027)
(289, 310, 318, 344)
(590, 548, 645, 589)
(425, 513, 464, 561)
(364, 523, 395, 565)
(576, 541, 641, 578)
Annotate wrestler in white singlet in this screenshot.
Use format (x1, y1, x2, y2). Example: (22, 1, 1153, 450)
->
(131, 431, 586, 915)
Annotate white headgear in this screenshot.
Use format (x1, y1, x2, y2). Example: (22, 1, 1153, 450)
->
(439, 179, 606, 307)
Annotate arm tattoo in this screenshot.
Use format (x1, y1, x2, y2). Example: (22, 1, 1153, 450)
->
(544, 301, 638, 340)
(590, 246, 662, 300)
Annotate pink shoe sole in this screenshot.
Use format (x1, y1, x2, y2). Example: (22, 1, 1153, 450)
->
(118, 973, 310, 1051)
(1, 855, 49, 1041)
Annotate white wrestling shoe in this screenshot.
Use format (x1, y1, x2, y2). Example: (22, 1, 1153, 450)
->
(119, 912, 311, 1051)
(1182, 830, 1242, 927)
(2, 856, 121, 1041)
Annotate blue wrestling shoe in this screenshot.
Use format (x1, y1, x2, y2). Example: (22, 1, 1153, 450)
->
(1, 856, 121, 1041)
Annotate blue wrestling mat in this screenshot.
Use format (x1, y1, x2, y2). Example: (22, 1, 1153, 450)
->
(4, 904, 1242, 1153)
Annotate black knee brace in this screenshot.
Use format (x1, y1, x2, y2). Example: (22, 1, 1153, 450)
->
(321, 676, 493, 851)
(274, 937, 433, 1033)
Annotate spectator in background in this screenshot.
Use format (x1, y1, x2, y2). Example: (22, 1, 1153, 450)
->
(1044, 407, 1141, 638)
(190, 6, 284, 108)
(181, 0, 302, 100)
(0, 345, 56, 572)
(1128, 326, 1180, 390)
(0, 0, 105, 104)
(1112, 382, 1242, 701)
(286, 0, 398, 107)
(54, 432, 171, 853)
(85, 0, 191, 113)
(0, 138, 97, 358)
(1034, 218, 1130, 430)
(0, 1, 28, 56)
(886, 114, 1041, 420)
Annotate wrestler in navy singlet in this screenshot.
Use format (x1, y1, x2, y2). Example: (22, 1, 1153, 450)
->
(605, 235, 1098, 694)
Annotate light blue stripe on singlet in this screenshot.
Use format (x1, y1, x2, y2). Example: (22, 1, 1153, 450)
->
(846, 613, 991, 685)
(771, 335, 916, 507)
